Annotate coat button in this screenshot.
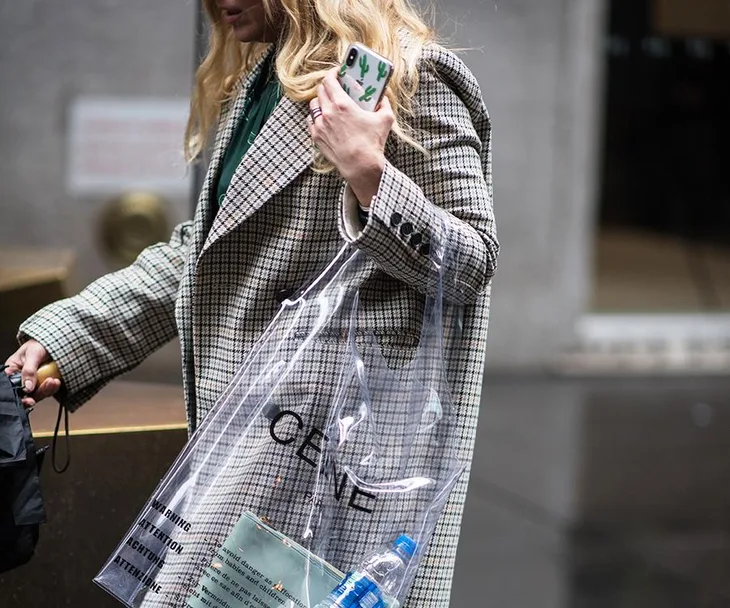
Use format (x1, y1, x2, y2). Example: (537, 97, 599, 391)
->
(410, 233, 423, 247)
(419, 242, 431, 256)
(390, 213, 402, 228)
(275, 289, 295, 303)
(399, 222, 413, 237)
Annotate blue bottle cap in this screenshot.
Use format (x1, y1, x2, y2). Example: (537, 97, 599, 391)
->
(393, 534, 417, 559)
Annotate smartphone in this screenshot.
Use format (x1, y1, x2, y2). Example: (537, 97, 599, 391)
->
(338, 43, 394, 112)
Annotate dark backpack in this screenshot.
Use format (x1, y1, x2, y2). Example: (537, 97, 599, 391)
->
(0, 370, 48, 573)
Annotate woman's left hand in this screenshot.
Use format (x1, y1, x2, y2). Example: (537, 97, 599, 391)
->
(308, 68, 395, 205)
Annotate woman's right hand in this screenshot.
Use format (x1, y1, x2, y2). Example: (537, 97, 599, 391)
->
(4, 340, 62, 407)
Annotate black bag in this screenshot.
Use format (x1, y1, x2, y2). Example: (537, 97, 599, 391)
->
(0, 370, 48, 573)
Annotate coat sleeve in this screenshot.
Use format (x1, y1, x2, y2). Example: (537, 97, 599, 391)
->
(338, 48, 498, 305)
(17, 221, 192, 411)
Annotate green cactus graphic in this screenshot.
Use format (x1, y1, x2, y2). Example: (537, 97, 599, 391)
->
(343, 84, 351, 97)
(377, 61, 389, 82)
(358, 55, 370, 79)
(339, 64, 347, 78)
(359, 85, 377, 102)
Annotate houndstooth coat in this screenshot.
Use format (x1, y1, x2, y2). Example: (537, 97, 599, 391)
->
(20, 42, 497, 607)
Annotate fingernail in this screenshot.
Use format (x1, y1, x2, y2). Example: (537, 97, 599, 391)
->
(25, 380, 33, 392)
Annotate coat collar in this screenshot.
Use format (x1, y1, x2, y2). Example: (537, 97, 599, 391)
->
(199, 46, 314, 256)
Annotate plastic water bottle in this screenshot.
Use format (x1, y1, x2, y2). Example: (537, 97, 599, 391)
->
(314, 535, 417, 608)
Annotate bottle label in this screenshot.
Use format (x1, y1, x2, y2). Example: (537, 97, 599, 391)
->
(324, 572, 387, 608)
(359, 589, 386, 608)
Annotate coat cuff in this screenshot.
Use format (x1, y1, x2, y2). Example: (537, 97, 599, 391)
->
(19, 309, 111, 412)
(340, 184, 373, 239)
(338, 158, 443, 258)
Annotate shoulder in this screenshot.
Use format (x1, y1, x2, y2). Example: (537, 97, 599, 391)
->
(395, 29, 488, 120)
(395, 38, 491, 152)
(414, 43, 490, 122)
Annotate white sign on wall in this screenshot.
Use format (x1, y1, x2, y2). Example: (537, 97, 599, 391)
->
(67, 97, 192, 197)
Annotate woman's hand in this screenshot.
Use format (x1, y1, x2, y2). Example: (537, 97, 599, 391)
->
(4, 340, 61, 408)
(308, 68, 395, 205)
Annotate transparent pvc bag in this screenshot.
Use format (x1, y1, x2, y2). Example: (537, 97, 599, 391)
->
(94, 217, 467, 608)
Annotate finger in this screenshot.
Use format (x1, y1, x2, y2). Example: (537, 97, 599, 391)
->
(4, 346, 25, 375)
(33, 378, 61, 401)
(323, 69, 353, 106)
(308, 98, 324, 125)
(376, 94, 393, 113)
(22, 397, 37, 408)
(307, 115, 319, 139)
(317, 69, 340, 103)
(316, 82, 333, 115)
(307, 112, 320, 145)
(376, 95, 395, 130)
(309, 97, 322, 117)
(21, 344, 47, 393)
(4, 362, 18, 375)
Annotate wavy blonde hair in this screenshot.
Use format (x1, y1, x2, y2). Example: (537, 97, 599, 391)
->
(185, 0, 436, 169)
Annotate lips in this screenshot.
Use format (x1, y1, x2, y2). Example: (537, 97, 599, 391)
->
(221, 8, 242, 24)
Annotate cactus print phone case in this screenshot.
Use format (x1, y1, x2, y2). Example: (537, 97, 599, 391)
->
(338, 43, 394, 112)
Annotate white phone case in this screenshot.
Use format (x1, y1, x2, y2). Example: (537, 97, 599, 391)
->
(338, 43, 394, 112)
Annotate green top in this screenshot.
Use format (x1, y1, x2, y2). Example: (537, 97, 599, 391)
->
(215, 54, 282, 212)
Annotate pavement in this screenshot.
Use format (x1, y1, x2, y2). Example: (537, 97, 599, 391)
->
(451, 375, 730, 607)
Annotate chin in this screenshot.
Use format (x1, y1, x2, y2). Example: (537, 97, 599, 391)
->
(232, 24, 264, 43)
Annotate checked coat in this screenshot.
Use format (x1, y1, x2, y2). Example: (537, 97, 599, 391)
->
(19, 41, 498, 607)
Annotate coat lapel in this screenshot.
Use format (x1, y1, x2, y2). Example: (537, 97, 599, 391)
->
(179, 47, 281, 429)
(189, 47, 276, 259)
(201, 92, 313, 256)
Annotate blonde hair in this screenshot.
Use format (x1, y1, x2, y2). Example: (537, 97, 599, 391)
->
(185, 0, 436, 170)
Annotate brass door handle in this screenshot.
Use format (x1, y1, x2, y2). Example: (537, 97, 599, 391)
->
(100, 192, 170, 267)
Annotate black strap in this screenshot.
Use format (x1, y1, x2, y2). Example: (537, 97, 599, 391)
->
(51, 401, 70, 474)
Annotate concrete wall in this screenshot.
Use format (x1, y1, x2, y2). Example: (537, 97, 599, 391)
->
(430, 0, 607, 369)
(0, 0, 607, 373)
(0, 1, 195, 381)
(0, 1, 195, 278)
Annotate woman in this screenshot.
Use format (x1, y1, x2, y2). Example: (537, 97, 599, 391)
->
(6, 0, 498, 605)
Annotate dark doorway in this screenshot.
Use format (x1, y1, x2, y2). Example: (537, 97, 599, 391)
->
(594, 0, 730, 311)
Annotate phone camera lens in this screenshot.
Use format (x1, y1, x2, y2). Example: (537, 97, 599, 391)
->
(346, 49, 358, 67)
